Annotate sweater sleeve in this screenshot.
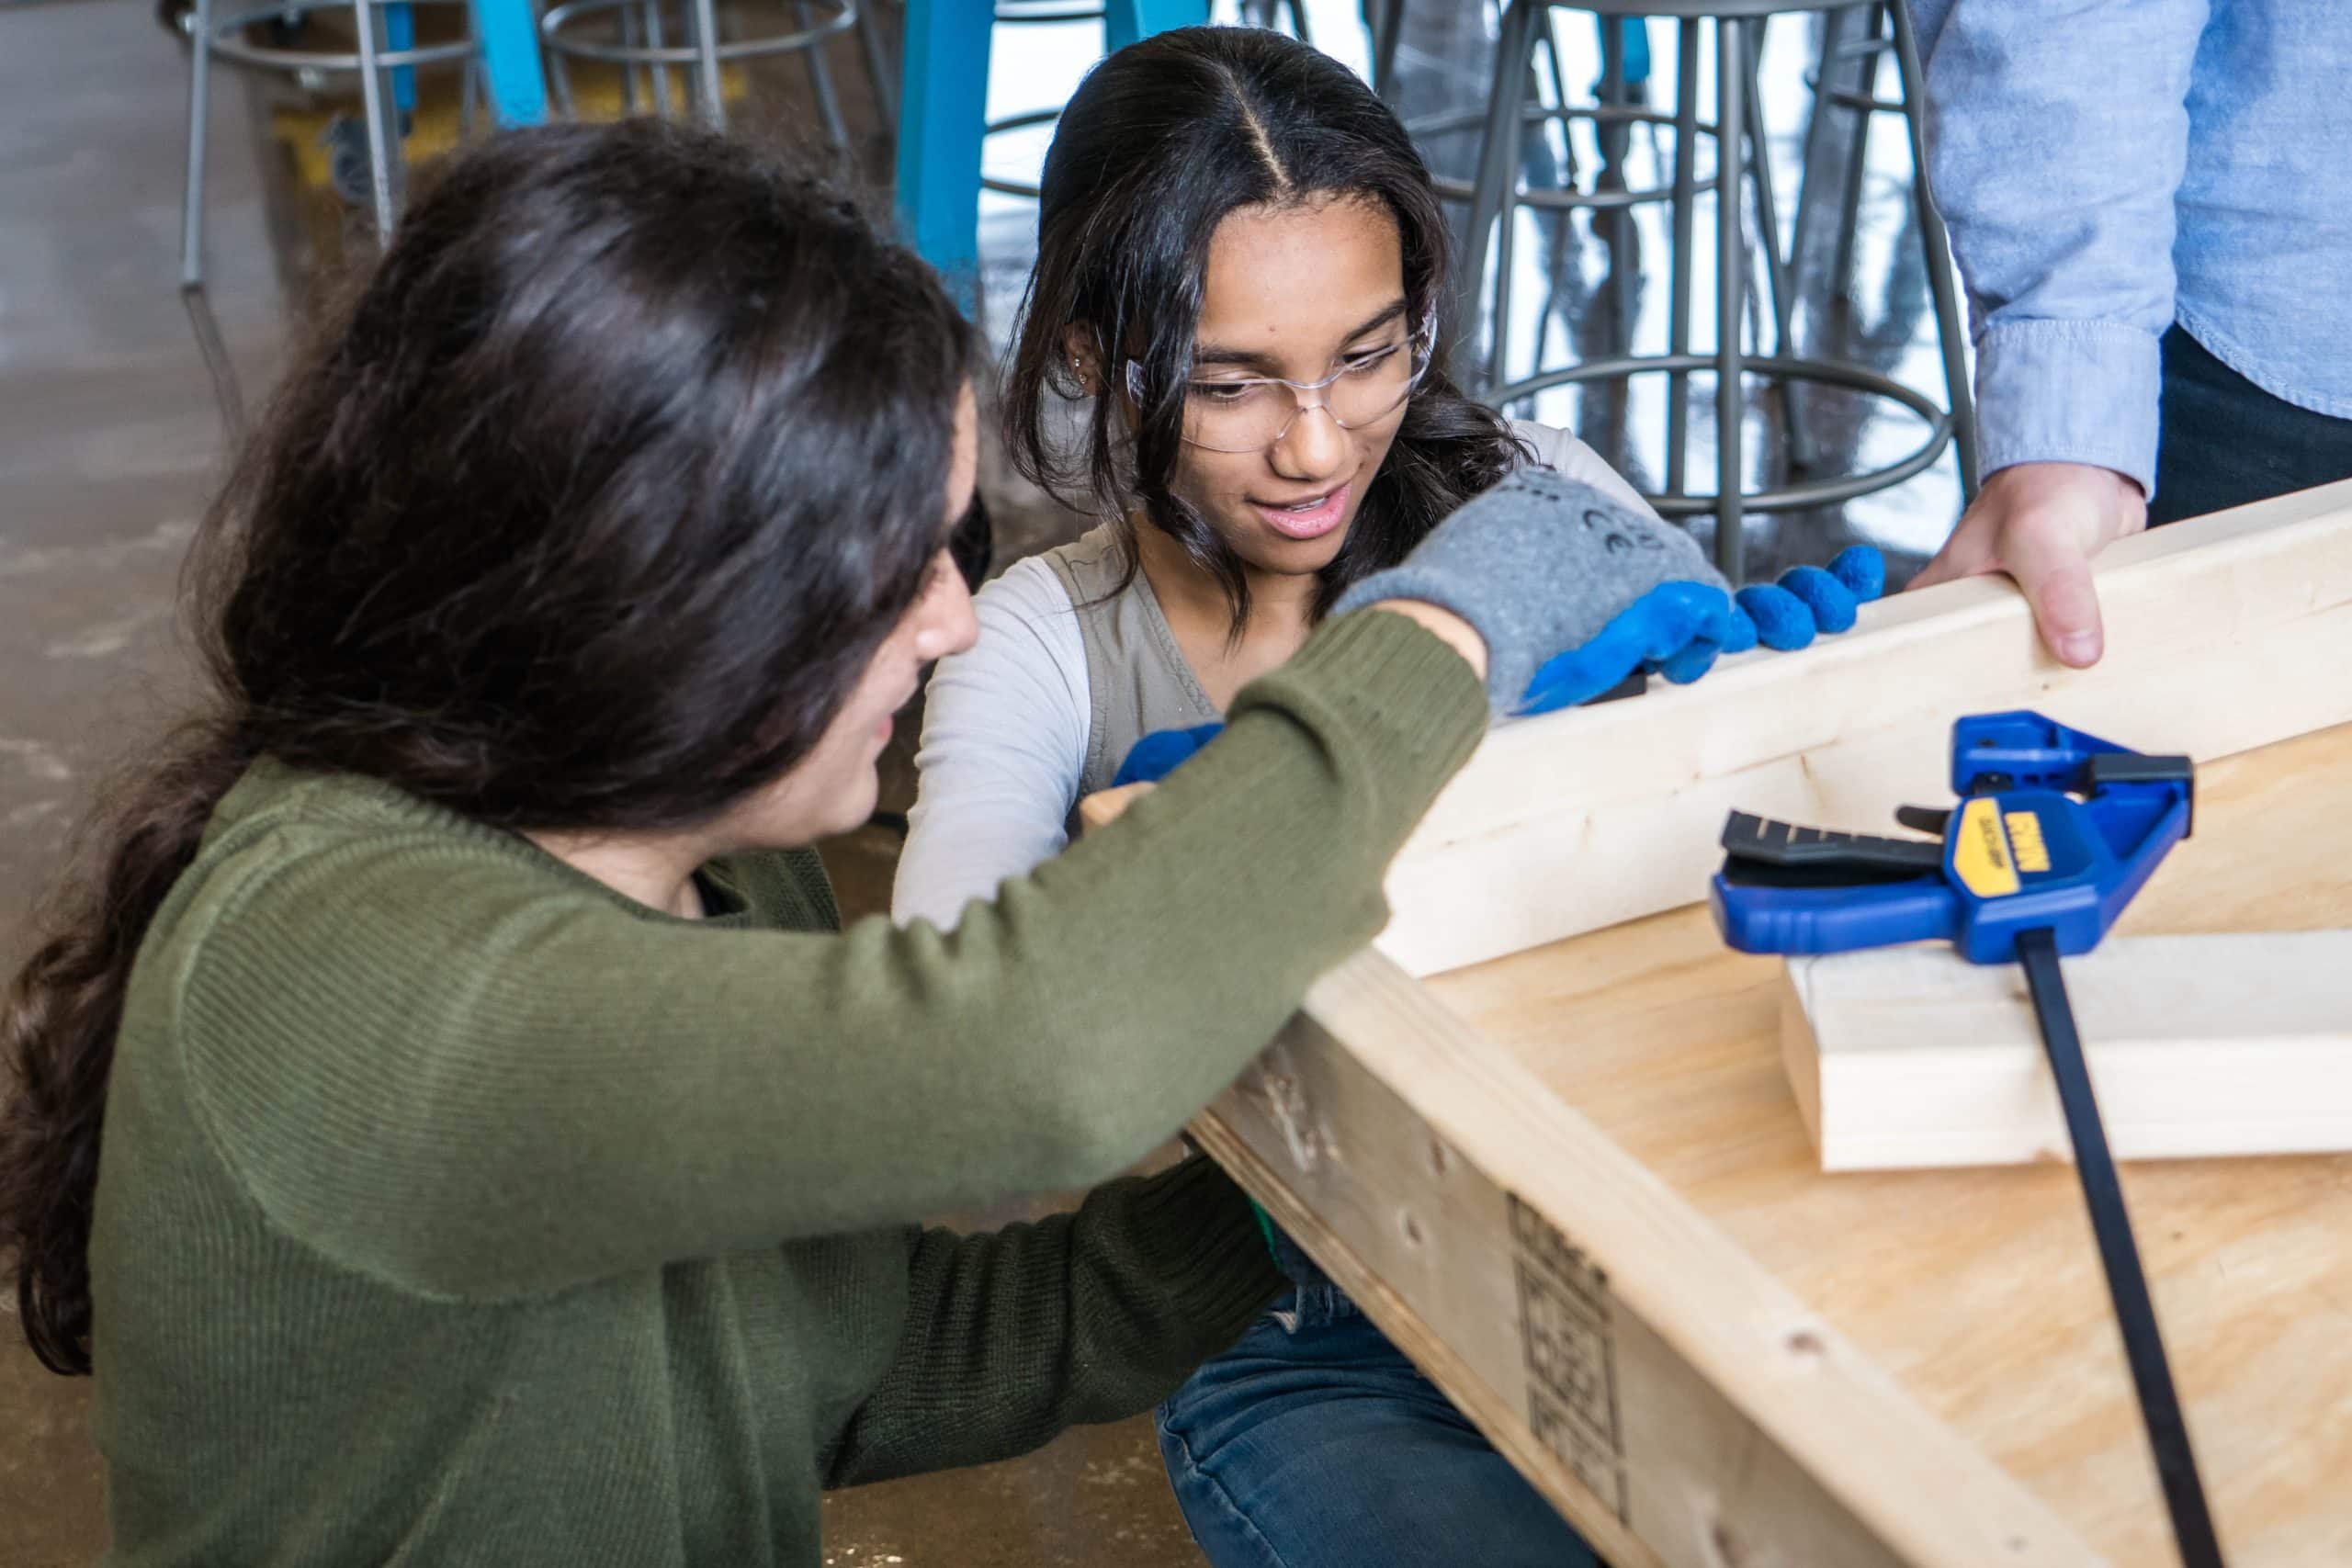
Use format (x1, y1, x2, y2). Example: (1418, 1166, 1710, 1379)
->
(176, 610, 1482, 1302)
(892, 557, 1091, 932)
(825, 1155, 1281, 1488)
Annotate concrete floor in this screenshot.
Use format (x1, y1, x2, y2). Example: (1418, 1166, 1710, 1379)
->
(0, 2, 1960, 1562)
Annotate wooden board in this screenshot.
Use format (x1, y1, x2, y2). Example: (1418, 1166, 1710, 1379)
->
(1781, 932, 2352, 1170)
(1194, 696, 2352, 1565)
(1196, 953, 2086, 1568)
(1375, 480, 2352, 976)
(1410, 720, 2352, 1566)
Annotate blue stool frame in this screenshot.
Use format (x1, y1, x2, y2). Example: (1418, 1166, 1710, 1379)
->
(895, 0, 1206, 315)
(470, 0, 550, 124)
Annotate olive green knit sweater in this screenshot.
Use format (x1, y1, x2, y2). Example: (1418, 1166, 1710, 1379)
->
(85, 610, 1483, 1565)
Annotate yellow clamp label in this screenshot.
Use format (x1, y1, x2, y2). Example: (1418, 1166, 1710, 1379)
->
(1951, 796, 2021, 897)
(2005, 809, 2052, 874)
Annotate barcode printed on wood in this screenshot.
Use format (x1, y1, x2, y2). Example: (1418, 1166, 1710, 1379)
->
(1508, 1194, 1628, 1521)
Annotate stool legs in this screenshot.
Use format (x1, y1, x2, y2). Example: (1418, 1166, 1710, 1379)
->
(645, 2, 678, 118)
(352, 0, 407, 237)
(1596, 17, 1632, 355)
(180, 0, 214, 292)
(893, 0, 993, 316)
(792, 0, 854, 154)
(1713, 15, 1746, 581)
(1665, 15, 1698, 498)
(1459, 0, 1544, 388)
(856, 0, 896, 122)
(469, 0, 549, 124)
(1827, 6, 1877, 324)
(1788, 6, 1842, 304)
(690, 0, 727, 126)
(1741, 19, 1811, 470)
(1889, 0, 1978, 496)
(1367, 0, 1406, 97)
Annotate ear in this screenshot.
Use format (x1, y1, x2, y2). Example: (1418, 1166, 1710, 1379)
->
(1060, 324, 1103, 398)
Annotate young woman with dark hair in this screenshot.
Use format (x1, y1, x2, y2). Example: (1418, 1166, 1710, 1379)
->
(0, 117, 1746, 1565)
(895, 27, 1726, 1568)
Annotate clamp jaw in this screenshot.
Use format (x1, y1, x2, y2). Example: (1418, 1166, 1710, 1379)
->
(1709, 712, 2194, 964)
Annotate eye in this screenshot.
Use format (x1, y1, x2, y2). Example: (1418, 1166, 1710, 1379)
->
(1189, 378, 1265, 407)
(1340, 342, 1404, 375)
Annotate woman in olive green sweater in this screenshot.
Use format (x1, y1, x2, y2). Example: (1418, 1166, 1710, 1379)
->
(0, 121, 1736, 1566)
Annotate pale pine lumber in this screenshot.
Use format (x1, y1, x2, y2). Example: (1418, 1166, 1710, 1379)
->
(1086, 788, 2087, 1565)
(1193, 949, 2093, 1568)
(1423, 719, 2352, 1567)
(1377, 479, 2352, 976)
(1781, 932, 2352, 1171)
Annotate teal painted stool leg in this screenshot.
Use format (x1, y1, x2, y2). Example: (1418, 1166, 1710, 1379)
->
(895, 0, 1204, 318)
(469, 0, 548, 126)
(1104, 0, 1206, 50)
(385, 3, 417, 114)
(895, 0, 994, 315)
(1616, 16, 1650, 85)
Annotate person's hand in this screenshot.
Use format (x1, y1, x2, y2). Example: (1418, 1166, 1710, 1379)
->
(1518, 547, 1885, 715)
(1329, 468, 1733, 716)
(1907, 462, 2147, 668)
(1077, 778, 1156, 832)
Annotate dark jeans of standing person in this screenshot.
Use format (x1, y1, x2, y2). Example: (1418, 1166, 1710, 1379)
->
(2150, 325, 2352, 525)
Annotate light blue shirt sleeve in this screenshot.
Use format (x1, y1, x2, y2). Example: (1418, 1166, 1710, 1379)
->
(891, 557, 1091, 932)
(1914, 0, 2211, 496)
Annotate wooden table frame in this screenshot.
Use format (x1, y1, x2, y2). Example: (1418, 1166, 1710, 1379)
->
(1193, 482, 2352, 1568)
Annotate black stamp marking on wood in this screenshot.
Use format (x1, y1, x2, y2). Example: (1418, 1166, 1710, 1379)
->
(1509, 1193, 1629, 1523)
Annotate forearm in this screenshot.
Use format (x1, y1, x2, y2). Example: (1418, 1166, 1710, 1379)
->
(1918, 0, 2209, 491)
(894, 559, 1088, 930)
(825, 1156, 1280, 1487)
(187, 611, 1482, 1299)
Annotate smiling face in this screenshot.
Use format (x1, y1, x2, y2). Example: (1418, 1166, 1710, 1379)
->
(1165, 193, 1414, 585)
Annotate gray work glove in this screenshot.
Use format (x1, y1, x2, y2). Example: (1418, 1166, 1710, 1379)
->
(1331, 468, 1731, 714)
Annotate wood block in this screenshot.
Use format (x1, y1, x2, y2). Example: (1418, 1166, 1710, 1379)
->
(1781, 932, 2352, 1171)
(1376, 480, 2352, 976)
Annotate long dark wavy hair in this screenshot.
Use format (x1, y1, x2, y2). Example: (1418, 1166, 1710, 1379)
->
(0, 120, 975, 1375)
(1002, 26, 1526, 633)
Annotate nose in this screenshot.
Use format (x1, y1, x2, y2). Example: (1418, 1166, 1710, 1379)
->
(913, 552, 979, 662)
(1269, 400, 1351, 486)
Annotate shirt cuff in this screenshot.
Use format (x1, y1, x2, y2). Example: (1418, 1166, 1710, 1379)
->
(1974, 319, 2163, 497)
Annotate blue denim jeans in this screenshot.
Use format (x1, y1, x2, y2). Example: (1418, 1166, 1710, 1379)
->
(1155, 1284, 1601, 1568)
(2150, 325, 2352, 526)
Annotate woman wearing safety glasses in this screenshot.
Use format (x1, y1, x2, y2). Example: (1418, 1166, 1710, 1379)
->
(894, 27, 1631, 1568)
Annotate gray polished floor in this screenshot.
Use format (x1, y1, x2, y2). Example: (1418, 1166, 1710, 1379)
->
(0, 3, 1962, 1563)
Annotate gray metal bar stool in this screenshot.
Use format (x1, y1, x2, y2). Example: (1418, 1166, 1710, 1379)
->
(178, 0, 486, 434)
(540, 0, 888, 143)
(180, 0, 478, 291)
(1788, 3, 1975, 491)
(1443, 0, 1974, 584)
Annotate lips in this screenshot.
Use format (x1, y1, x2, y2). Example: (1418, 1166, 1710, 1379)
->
(1253, 482, 1350, 541)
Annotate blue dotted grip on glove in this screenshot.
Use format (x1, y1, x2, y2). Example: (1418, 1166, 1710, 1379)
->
(1519, 545, 1883, 715)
